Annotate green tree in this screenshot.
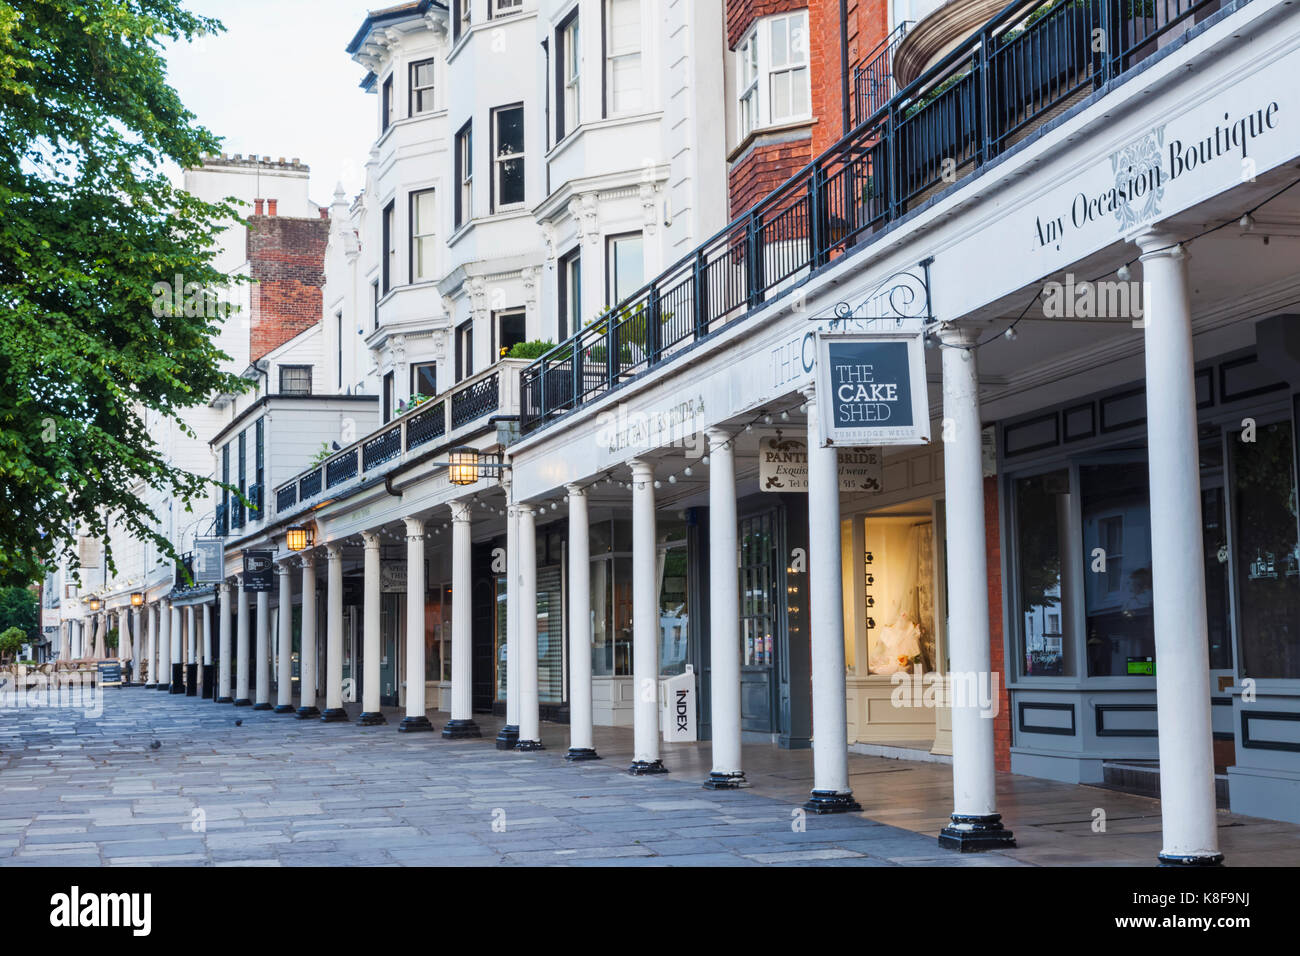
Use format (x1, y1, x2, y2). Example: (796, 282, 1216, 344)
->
(0, 626, 26, 663)
(0, 0, 249, 588)
(0, 585, 38, 642)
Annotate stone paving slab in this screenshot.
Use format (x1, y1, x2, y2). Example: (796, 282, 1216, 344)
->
(0, 688, 1027, 868)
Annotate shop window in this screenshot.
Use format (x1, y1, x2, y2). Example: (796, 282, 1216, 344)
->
(1231, 420, 1300, 679)
(658, 522, 689, 676)
(740, 513, 779, 668)
(1014, 469, 1073, 677)
(861, 517, 936, 675)
(538, 561, 564, 703)
(592, 553, 633, 677)
(495, 575, 508, 701)
(1081, 463, 1154, 677)
(427, 585, 452, 682)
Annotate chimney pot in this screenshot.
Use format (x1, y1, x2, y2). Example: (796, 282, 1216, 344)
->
(268, 199, 278, 216)
(253, 198, 264, 216)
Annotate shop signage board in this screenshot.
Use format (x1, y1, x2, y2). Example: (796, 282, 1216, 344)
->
(815, 332, 930, 447)
(97, 660, 122, 687)
(193, 538, 224, 584)
(242, 550, 274, 593)
(758, 433, 883, 493)
(381, 562, 429, 593)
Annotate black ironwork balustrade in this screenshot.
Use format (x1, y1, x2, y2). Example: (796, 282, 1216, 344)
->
(362, 426, 402, 471)
(248, 483, 262, 520)
(276, 485, 297, 514)
(450, 372, 500, 429)
(325, 449, 359, 488)
(520, 0, 1224, 434)
(406, 400, 446, 450)
(214, 503, 228, 537)
(851, 21, 910, 129)
(230, 498, 245, 530)
(299, 468, 323, 501)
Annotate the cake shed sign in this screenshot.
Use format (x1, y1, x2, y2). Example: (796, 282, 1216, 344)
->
(815, 332, 929, 446)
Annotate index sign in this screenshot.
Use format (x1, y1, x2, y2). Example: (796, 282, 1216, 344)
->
(816, 333, 930, 446)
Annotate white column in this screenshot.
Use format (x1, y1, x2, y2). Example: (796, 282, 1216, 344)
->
(1138, 234, 1221, 864)
(297, 554, 319, 717)
(802, 385, 858, 811)
(276, 562, 295, 714)
(185, 604, 196, 694)
(127, 608, 139, 666)
(253, 588, 271, 709)
(322, 543, 347, 721)
(629, 459, 665, 774)
(217, 584, 233, 701)
(157, 604, 169, 689)
(516, 503, 542, 750)
(445, 502, 480, 738)
(359, 531, 386, 725)
(60, 622, 71, 663)
(496, 498, 521, 749)
(399, 518, 433, 732)
(234, 579, 251, 705)
(565, 484, 598, 760)
(934, 329, 1011, 848)
(706, 428, 744, 788)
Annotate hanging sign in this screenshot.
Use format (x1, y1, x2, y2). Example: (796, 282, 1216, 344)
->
(193, 538, 224, 584)
(381, 561, 429, 593)
(242, 550, 275, 593)
(758, 433, 882, 493)
(815, 332, 930, 446)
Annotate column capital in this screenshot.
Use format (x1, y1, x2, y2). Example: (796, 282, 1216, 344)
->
(937, 323, 981, 348)
(1133, 228, 1188, 260)
(705, 427, 731, 450)
(449, 501, 471, 523)
(565, 483, 586, 499)
(326, 542, 344, 559)
(799, 383, 817, 403)
(276, 560, 292, 577)
(362, 530, 382, 550)
(216, 581, 229, 595)
(403, 516, 425, 538)
(517, 501, 535, 516)
(628, 459, 654, 481)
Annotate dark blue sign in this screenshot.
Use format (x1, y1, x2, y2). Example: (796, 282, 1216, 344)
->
(825, 340, 914, 430)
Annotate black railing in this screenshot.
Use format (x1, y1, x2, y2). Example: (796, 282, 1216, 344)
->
(851, 22, 910, 129)
(521, 0, 1223, 433)
(299, 468, 323, 501)
(362, 426, 402, 470)
(326, 449, 359, 488)
(230, 498, 245, 530)
(214, 503, 228, 537)
(450, 372, 500, 429)
(406, 400, 446, 450)
(276, 485, 297, 513)
(248, 483, 262, 520)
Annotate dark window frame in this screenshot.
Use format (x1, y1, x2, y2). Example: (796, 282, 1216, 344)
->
(409, 58, 436, 116)
(381, 200, 396, 294)
(455, 318, 474, 382)
(558, 246, 580, 342)
(454, 121, 473, 228)
(605, 230, 643, 307)
(555, 9, 580, 141)
(279, 364, 313, 396)
(381, 74, 395, 133)
(409, 188, 436, 282)
(411, 361, 438, 399)
(490, 102, 526, 212)
(492, 308, 527, 362)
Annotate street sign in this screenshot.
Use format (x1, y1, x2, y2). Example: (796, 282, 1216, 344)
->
(193, 538, 224, 584)
(758, 433, 883, 492)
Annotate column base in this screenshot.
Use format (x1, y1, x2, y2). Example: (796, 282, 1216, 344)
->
(202, 665, 216, 699)
(565, 748, 601, 761)
(295, 706, 320, 719)
(185, 664, 198, 695)
(495, 724, 520, 750)
(273, 704, 296, 714)
(356, 712, 388, 726)
(252, 702, 272, 711)
(233, 698, 252, 707)
(170, 664, 184, 691)
(319, 708, 349, 723)
(804, 790, 862, 814)
(144, 682, 156, 689)
(157, 682, 171, 691)
(704, 771, 747, 790)
(443, 719, 482, 739)
(937, 813, 1016, 852)
(1158, 852, 1225, 867)
(514, 738, 544, 751)
(216, 696, 233, 704)
(628, 759, 669, 776)
(398, 715, 435, 733)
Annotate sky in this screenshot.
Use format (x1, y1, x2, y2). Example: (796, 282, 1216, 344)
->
(164, 0, 377, 204)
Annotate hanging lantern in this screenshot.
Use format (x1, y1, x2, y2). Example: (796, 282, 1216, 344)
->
(286, 526, 313, 552)
(130, 592, 144, 607)
(448, 447, 480, 486)
(89, 598, 101, 611)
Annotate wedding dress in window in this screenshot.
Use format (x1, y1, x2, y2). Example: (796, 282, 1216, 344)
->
(868, 522, 933, 675)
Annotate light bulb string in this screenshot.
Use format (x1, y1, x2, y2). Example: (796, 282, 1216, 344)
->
(923, 174, 1300, 353)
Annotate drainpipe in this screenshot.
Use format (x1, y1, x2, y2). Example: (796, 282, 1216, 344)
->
(840, 0, 851, 134)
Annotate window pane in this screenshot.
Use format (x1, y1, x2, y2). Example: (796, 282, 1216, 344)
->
(1081, 463, 1153, 677)
(771, 72, 791, 121)
(1016, 469, 1072, 676)
(1232, 420, 1300, 678)
(498, 158, 524, 206)
(791, 66, 809, 116)
(608, 0, 639, 50)
(497, 107, 524, 154)
(770, 18, 788, 68)
(609, 234, 643, 304)
(610, 54, 642, 112)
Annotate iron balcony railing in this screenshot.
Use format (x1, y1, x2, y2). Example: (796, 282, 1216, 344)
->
(520, 0, 1225, 434)
(269, 360, 526, 522)
(850, 21, 911, 129)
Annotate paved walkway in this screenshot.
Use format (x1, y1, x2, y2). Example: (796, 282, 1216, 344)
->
(1, 687, 1297, 866)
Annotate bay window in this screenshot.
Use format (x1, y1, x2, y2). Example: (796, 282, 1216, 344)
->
(410, 189, 436, 281)
(604, 0, 641, 115)
(556, 13, 580, 140)
(736, 11, 810, 139)
(409, 59, 435, 115)
(492, 104, 525, 210)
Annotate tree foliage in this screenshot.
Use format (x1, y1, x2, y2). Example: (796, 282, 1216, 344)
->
(0, 585, 38, 642)
(0, 626, 26, 663)
(0, 0, 249, 588)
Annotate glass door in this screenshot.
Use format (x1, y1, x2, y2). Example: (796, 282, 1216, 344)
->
(739, 510, 780, 733)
